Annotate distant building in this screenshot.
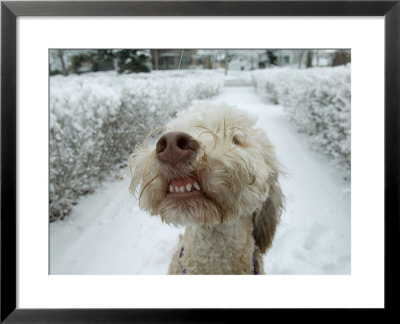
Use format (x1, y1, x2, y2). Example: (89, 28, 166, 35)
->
(255, 49, 350, 68)
(150, 49, 224, 70)
(332, 50, 351, 66)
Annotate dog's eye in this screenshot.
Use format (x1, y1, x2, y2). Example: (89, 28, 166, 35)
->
(232, 136, 240, 145)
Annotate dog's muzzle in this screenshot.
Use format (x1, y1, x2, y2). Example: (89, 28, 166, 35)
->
(156, 132, 199, 165)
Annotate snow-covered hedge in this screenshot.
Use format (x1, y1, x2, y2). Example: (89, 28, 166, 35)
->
(50, 70, 224, 221)
(252, 66, 351, 178)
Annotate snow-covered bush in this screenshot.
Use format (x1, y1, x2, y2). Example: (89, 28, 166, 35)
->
(252, 66, 351, 178)
(50, 70, 224, 220)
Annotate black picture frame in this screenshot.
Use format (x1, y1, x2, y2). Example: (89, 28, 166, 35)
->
(1, 0, 399, 322)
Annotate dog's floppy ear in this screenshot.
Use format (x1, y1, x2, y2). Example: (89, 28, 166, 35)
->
(252, 177, 284, 254)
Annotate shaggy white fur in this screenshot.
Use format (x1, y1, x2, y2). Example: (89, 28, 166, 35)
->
(129, 103, 284, 274)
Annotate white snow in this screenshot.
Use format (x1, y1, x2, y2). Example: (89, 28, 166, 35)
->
(50, 175, 184, 274)
(50, 84, 350, 275)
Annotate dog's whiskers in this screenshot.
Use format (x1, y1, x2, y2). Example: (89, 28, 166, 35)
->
(195, 149, 208, 170)
(194, 125, 219, 149)
(142, 150, 157, 178)
(223, 118, 227, 139)
(139, 174, 159, 202)
(144, 126, 168, 146)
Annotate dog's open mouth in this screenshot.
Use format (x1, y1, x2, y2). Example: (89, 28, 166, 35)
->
(167, 175, 202, 198)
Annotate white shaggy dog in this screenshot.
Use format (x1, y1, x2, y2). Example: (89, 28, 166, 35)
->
(129, 104, 284, 274)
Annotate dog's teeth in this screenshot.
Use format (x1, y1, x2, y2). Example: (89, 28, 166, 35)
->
(179, 186, 185, 192)
(169, 185, 174, 193)
(175, 186, 179, 192)
(186, 184, 192, 192)
(193, 182, 200, 191)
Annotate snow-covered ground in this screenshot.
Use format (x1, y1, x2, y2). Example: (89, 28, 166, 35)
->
(50, 85, 351, 275)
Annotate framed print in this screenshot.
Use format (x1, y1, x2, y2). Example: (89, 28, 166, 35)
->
(1, 0, 399, 322)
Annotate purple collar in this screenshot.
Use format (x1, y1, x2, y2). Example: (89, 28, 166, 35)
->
(179, 246, 258, 275)
(252, 254, 259, 275)
(179, 246, 187, 274)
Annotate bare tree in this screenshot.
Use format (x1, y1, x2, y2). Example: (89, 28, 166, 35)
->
(315, 50, 320, 67)
(57, 50, 68, 76)
(297, 50, 306, 68)
(153, 50, 159, 70)
(306, 50, 313, 68)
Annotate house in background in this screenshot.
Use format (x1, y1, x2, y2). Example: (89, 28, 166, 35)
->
(150, 49, 225, 70)
(331, 50, 351, 66)
(255, 49, 350, 68)
(150, 50, 190, 70)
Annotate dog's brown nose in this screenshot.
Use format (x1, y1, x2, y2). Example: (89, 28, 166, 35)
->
(156, 132, 199, 164)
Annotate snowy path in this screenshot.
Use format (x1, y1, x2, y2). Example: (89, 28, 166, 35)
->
(50, 86, 350, 275)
